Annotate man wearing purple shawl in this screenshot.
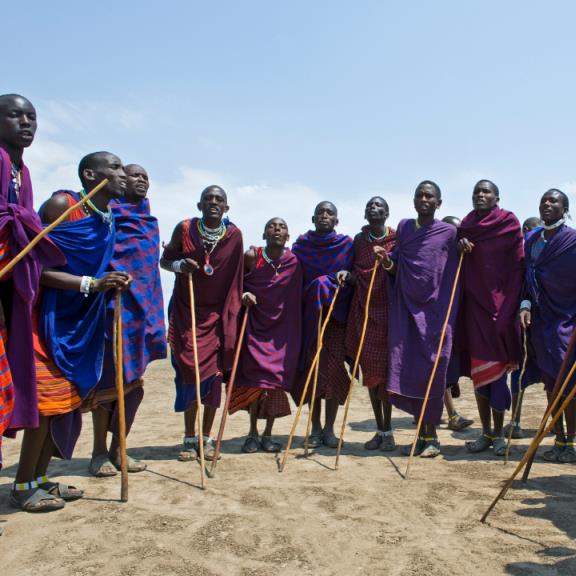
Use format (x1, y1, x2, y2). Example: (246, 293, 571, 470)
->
(0, 95, 64, 453)
(86, 164, 167, 477)
(229, 218, 302, 453)
(291, 201, 354, 449)
(379, 181, 459, 458)
(520, 190, 576, 463)
(458, 180, 524, 457)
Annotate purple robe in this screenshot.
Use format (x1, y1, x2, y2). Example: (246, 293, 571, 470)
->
(387, 219, 459, 424)
(525, 225, 576, 390)
(0, 148, 64, 432)
(236, 247, 302, 392)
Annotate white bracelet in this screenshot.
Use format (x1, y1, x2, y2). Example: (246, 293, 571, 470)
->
(171, 259, 184, 273)
(520, 299, 532, 312)
(80, 276, 93, 296)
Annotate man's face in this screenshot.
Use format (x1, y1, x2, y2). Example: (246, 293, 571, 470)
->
(364, 197, 388, 222)
(0, 96, 37, 149)
(539, 191, 566, 225)
(313, 203, 338, 233)
(263, 218, 289, 248)
(126, 165, 149, 199)
(472, 183, 499, 213)
(91, 154, 127, 198)
(414, 184, 441, 217)
(197, 188, 229, 221)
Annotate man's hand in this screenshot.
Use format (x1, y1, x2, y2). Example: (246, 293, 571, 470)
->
(519, 309, 531, 330)
(93, 272, 132, 292)
(180, 258, 200, 274)
(458, 238, 474, 254)
(242, 292, 257, 306)
(336, 270, 351, 285)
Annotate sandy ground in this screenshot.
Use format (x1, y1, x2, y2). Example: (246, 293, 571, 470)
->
(1, 360, 575, 576)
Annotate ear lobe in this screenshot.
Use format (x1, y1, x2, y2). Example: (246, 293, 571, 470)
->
(83, 168, 96, 182)
(196, 202, 202, 212)
(224, 205, 230, 213)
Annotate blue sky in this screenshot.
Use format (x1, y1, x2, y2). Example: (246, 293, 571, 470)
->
(9, 1, 576, 287)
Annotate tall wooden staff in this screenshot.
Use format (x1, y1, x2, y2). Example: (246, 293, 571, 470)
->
(188, 273, 206, 489)
(209, 309, 249, 477)
(521, 326, 576, 482)
(504, 328, 528, 464)
(0, 179, 109, 280)
(334, 261, 379, 470)
(113, 289, 129, 502)
(481, 357, 576, 523)
(279, 284, 342, 473)
(404, 252, 464, 480)
(303, 309, 322, 456)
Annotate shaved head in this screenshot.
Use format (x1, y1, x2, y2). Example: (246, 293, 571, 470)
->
(264, 216, 287, 231)
(314, 201, 337, 215)
(200, 185, 227, 203)
(0, 93, 34, 109)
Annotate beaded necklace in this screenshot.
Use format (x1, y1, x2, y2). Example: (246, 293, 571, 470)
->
(79, 189, 113, 230)
(197, 218, 227, 276)
(368, 227, 388, 242)
(10, 163, 21, 201)
(262, 247, 282, 276)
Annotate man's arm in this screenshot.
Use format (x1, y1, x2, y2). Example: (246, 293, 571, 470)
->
(160, 221, 199, 274)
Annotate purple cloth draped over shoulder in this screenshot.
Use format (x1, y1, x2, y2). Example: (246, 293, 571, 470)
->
(525, 225, 576, 385)
(236, 248, 302, 391)
(0, 148, 65, 432)
(92, 198, 167, 433)
(291, 230, 353, 363)
(387, 219, 459, 424)
(457, 206, 524, 366)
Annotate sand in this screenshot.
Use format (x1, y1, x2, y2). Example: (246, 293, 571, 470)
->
(1, 360, 575, 576)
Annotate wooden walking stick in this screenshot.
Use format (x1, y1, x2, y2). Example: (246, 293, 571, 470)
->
(279, 284, 342, 472)
(303, 309, 322, 456)
(209, 309, 249, 477)
(404, 252, 464, 480)
(0, 179, 109, 280)
(505, 329, 528, 464)
(113, 289, 129, 502)
(521, 326, 576, 482)
(480, 357, 576, 523)
(188, 273, 206, 489)
(335, 261, 379, 470)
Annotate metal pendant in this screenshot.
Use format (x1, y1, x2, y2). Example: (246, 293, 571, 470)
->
(203, 263, 214, 276)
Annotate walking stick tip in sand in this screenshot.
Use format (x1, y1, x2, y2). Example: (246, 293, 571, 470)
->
(188, 273, 206, 490)
(404, 252, 464, 480)
(114, 289, 129, 502)
(209, 309, 249, 477)
(279, 284, 342, 473)
(0, 178, 109, 281)
(335, 261, 379, 471)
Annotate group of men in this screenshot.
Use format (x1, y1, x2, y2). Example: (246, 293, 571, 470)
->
(1, 92, 575, 518)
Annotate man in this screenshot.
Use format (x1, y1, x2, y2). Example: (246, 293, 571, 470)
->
(292, 201, 354, 448)
(458, 179, 524, 457)
(161, 185, 243, 461)
(520, 190, 576, 462)
(379, 181, 459, 458)
(229, 218, 302, 453)
(86, 164, 167, 477)
(0, 94, 64, 467)
(11, 152, 131, 512)
(441, 215, 474, 432)
(505, 215, 543, 439)
(346, 197, 396, 451)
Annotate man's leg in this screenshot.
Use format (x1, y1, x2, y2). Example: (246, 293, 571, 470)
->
(89, 407, 117, 477)
(465, 393, 493, 453)
(242, 401, 260, 453)
(420, 422, 440, 458)
(322, 398, 340, 448)
(559, 398, 576, 463)
(543, 390, 567, 462)
(365, 388, 385, 449)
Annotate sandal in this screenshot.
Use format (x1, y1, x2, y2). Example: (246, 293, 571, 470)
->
(492, 437, 507, 457)
(557, 443, 576, 464)
(111, 455, 147, 473)
(40, 481, 84, 502)
(420, 437, 441, 458)
(242, 436, 260, 454)
(402, 437, 426, 456)
(465, 434, 493, 453)
(543, 438, 566, 462)
(364, 433, 383, 450)
(261, 436, 282, 453)
(89, 454, 118, 477)
(322, 431, 341, 449)
(306, 432, 322, 449)
(503, 422, 524, 439)
(380, 432, 396, 452)
(10, 488, 65, 513)
(448, 414, 474, 431)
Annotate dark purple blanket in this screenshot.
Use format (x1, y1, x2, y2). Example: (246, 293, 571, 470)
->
(387, 219, 459, 423)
